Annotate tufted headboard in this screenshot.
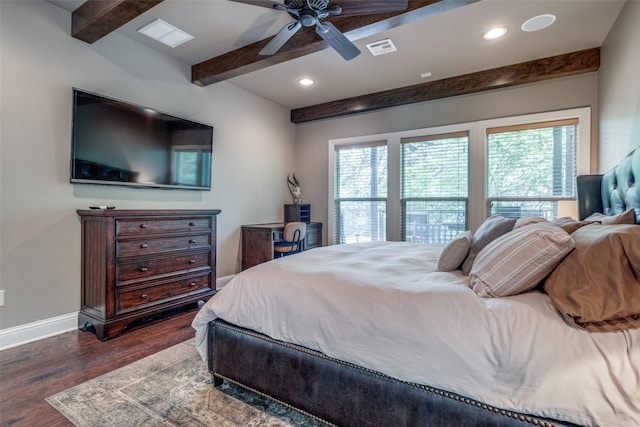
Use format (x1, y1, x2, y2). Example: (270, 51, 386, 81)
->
(577, 146, 640, 223)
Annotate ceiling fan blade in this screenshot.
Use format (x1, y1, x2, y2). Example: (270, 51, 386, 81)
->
(259, 21, 303, 55)
(227, 0, 282, 10)
(315, 21, 360, 61)
(332, 0, 409, 17)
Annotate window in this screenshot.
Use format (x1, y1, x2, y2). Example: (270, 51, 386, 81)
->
(401, 132, 469, 243)
(333, 142, 387, 244)
(328, 108, 590, 245)
(486, 119, 578, 220)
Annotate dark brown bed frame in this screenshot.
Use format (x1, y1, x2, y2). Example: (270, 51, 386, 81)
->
(207, 147, 639, 426)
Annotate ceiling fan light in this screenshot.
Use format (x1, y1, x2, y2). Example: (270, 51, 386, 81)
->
(483, 27, 508, 40)
(327, 4, 342, 15)
(299, 13, 317, 27)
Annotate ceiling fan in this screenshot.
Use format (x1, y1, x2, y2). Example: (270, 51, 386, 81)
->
(229, 0, 409, 61)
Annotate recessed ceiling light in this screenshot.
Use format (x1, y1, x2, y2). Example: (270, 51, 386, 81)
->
(521, 14, 556, 32)
(298, 78, 315, 86)
(420, 72, 433, 79)
(138, 19, 194, 48)
(483, 27, 508, 40)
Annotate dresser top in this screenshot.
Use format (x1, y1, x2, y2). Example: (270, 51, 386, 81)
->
(77, 209, 222, 217)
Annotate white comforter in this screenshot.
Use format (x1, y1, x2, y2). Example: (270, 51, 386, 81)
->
(192, 241, 640, 427)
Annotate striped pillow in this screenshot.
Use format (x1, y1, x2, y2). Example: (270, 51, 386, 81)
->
(470, 223, 575, 297)
(461, 215, 516, 275)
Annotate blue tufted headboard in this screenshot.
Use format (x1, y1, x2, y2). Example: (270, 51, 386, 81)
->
(577, 146, 640, 223)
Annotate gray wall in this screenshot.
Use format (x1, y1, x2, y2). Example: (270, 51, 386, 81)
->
(599, 0, 640, 171)
(0, 1, 295, 330)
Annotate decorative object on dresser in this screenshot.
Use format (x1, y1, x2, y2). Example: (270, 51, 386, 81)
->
(77, 209, 221, 341)
(241, 222, 322, 270)
(286, 173, 303, 204)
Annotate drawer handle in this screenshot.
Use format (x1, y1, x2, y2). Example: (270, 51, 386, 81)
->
(189, 259, 196, 264)
(188, 239, 196, 244)
(189, 282, 197, 287)
(140, 267, 148, 272)
(189, 222, 196, 226)
(139, 224, 148, 229)
(141, 294, 148, 299)
(140, 243, 148, 249)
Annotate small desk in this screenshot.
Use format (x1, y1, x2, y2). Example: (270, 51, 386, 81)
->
(241, 222, 322, 270)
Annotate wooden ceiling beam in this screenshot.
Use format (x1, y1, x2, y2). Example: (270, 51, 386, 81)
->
(72, 0, 163, 44)
(192, 0, 480, 86)
(290, 48, 601, 123)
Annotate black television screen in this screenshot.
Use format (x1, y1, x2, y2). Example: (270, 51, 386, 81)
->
(70, 89, 213, 190)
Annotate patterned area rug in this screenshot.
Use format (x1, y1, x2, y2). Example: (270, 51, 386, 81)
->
(46, 339, 326, 426)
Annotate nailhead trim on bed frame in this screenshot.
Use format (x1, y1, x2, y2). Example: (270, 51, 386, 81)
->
(214, 321, 564, 427)
(214, 373, 337, 426)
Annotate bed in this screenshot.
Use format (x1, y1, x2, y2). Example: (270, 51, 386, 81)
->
(192, 147, 640, 427)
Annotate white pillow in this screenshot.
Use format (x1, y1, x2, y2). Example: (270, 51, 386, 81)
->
(470, 223, 575, 297)
(436, 230, 472, 272)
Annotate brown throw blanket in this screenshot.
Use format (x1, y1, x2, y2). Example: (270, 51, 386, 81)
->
(545, 224, 640, 332)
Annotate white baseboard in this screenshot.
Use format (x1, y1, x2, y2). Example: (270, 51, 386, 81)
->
(0, 312, 78, 351)
(0, 275, 236, 351)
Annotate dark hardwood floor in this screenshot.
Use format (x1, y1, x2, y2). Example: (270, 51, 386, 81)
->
(0, 306, 199, 426)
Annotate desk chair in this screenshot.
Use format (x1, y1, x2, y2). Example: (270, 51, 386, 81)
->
(274, 222, 307, 258)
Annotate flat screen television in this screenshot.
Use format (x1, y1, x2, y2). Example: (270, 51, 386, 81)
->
(70, 88, 213, 190)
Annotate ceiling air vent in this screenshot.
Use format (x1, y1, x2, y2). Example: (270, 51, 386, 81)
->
(365, 39, 397, 56)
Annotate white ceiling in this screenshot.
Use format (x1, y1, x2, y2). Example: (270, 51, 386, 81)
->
(47, 0, 625, 110)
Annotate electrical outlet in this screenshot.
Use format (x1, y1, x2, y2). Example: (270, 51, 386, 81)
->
(0, 290, 4, 307)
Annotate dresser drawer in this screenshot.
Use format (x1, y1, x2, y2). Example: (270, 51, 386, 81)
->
(117, 234, 210, 257)
(117, 252, 211, 284)
(116, 217, 211, 236)
(117, 275, 210, 312)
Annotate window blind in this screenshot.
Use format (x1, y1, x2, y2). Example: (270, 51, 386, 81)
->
(334, 142, 387, 244)
(400, 132, 468, 243)
(486, 119, 578, 219)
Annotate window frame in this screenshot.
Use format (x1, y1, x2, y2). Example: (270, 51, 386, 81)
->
(484, 117, 582, 221)
(331, 140, 389, 245)
(400, 131, 470, 243)
(328, 107, 591, 244)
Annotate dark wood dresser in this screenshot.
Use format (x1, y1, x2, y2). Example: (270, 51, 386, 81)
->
(77, 209, 220, 340)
